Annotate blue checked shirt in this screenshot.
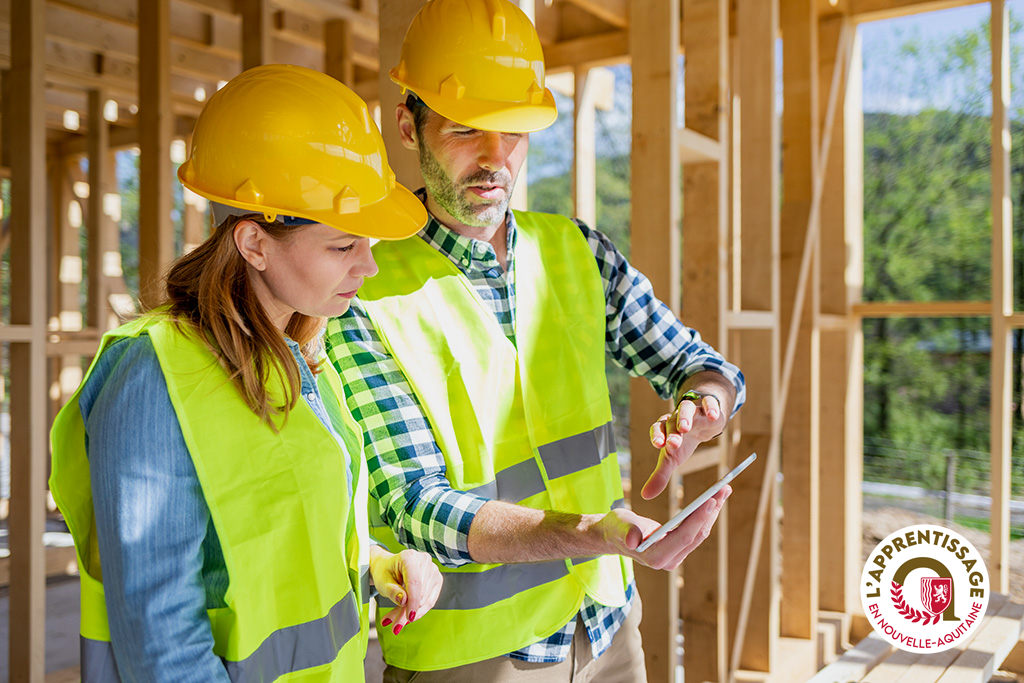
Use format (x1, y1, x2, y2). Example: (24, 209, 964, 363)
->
(324, 200, 745, 663)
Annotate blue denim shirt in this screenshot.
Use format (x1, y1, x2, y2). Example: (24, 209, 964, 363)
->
(79, 332, 353, 682)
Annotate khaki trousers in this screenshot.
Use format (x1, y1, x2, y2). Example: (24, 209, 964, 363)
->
(381, 596, 648, 683)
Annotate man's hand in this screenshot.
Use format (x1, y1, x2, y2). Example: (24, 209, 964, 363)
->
(595, 486, 731, 570)
(368, 546, 443, 636)
(642, 390, 726, 499)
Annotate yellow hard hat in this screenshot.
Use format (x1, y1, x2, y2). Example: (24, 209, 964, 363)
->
(390, 0, 557, 133)
(178, 64, 426, 240)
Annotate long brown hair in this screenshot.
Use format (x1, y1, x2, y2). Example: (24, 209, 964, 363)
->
(164, 214, 324, 427)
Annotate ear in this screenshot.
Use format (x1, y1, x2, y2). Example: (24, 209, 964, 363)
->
(395, 103, 420, 152)
(233, 219, 269, 271)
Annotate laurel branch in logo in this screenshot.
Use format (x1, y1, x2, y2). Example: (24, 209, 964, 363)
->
(890, 581, 940, 625)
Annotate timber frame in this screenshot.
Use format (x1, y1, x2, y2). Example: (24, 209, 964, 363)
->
(1, 0, 1022, 682)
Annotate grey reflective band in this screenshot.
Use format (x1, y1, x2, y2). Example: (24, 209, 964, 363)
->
(81, 592, 360, 683)
(81, 637, 121, 682)
(361, 565, 371, 605)
(467, 422, 616, 503)
(380, 557, 576, 611)
(466, 457, 545, 502)
(223, 591, 360, 682)
(538, 422, 616, 481)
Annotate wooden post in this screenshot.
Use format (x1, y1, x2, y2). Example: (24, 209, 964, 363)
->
(87, 89, 112, 331)
(572, 65, 597, 228)
(730, 0, 780, 674)
(138, 0, 174, 310)
(8, 0, 47, 679)
(378, 0, 426, 192)
(817, 14, 862, 619)
(629, 2, 680, 681)
(990, 0, 1012, 594)
(681, 0, 730, 680)
(325, 20, 357, 87)
(241, 0, 273, 69)
(780, 0, 821, 641)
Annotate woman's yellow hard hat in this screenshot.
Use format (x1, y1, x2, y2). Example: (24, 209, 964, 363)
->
(178, 64, 426, 239)
(390, 0, 557, 133)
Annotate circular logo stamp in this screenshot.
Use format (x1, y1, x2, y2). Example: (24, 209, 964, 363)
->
(861, 524, 989, 653)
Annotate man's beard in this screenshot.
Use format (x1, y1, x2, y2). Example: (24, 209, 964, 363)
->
(420, 143, 513, 228)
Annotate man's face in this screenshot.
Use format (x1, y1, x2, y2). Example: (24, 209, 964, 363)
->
(415, 111, 529, 229)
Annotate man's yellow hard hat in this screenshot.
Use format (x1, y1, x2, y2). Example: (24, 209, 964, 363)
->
(390, 0, 557, 133)
(178, 64, 426, 239)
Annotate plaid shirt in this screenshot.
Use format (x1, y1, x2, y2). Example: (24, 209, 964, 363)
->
(325, 202, 746, 663)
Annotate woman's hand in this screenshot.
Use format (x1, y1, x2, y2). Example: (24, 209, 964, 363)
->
(368, 546, 442, 636)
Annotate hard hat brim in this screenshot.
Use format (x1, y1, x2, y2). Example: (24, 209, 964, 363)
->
(398, 77, 558, 133)
(180, 166, 427, 241)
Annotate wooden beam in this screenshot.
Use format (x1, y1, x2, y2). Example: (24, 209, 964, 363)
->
(562, 0, 627, 28)
(849, 0, 981, 23)
(630, 2, 680, 682)
(138, 0, 174, 310)
(544, 30, 629, 72)
(779, 0, 820, 643)
(990, 0, 1012, 595)
(680, 126, 724, 164)
(7, 0, 48, 678)
(852, 300, 991, 317)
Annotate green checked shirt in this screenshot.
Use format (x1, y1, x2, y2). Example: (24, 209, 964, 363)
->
(325, 198, 745, 663)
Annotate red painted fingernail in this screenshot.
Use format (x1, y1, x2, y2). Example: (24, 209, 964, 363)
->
(381, 618, 392, 627)
(393, 624, 403, 635)
(409, 612, 416, 622)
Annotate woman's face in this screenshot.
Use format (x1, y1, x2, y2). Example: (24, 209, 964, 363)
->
(239, 221, 379, 330)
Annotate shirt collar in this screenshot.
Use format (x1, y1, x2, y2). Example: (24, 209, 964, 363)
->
(414, 188, 517, 266)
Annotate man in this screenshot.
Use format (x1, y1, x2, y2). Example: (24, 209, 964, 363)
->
(325, 0, 746, 680)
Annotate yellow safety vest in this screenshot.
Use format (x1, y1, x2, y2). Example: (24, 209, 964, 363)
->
(50, 313, 371, 682)
(357, 210, 632, 670)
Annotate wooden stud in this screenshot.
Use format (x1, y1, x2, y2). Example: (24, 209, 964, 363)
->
(138, 0, 174, 310)
(572, 65, 597, 228)
(7, 0, 47, 679)
(780, 0, 820, 642)
(990, 0, 1012, 594)
(240, 0, 273, 68)
(629, 2, 679, 681)
(681, 0, 730, 680)
(325, 19, 356, 87)
(730, 0, 780, 674)
(816, 14, 861, 619)
(377, 0, 425, 192)
(87, 89, 111, 331)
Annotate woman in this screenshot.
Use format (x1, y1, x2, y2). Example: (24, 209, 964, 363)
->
(49, 64, 439, 682)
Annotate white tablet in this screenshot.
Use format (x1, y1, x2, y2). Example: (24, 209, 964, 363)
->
(636, 452, 757, 552)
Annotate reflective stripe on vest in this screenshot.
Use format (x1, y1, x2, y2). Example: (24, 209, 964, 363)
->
(467, 421, 616, 501)
(81, 592, 361, 683)
(51, 314, 369, 682)
(356, 210, 632, 669)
